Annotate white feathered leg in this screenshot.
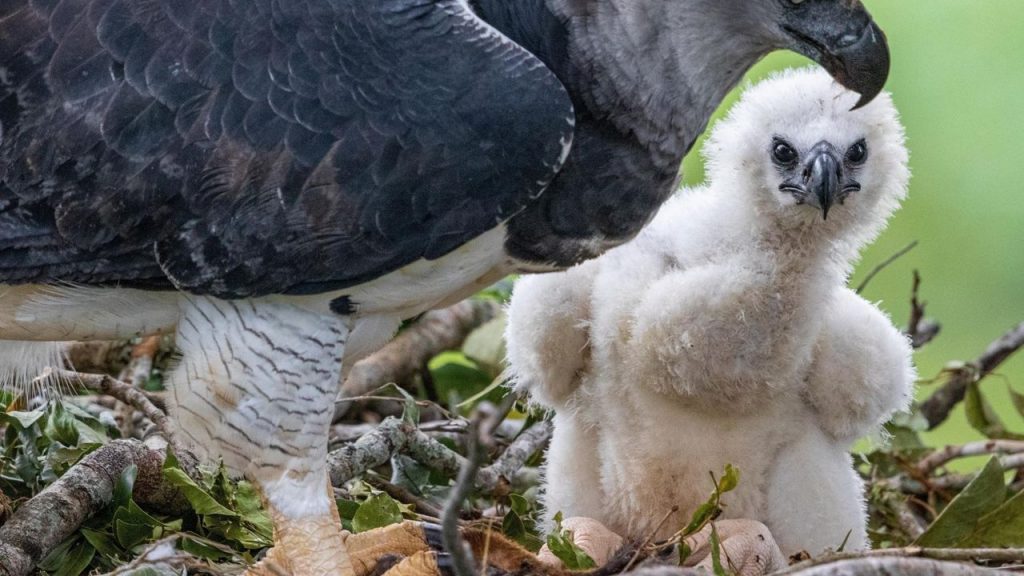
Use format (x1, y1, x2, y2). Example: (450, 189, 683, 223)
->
(170, 296, 353, 576)
(540, 411, 606, 531)
(764, 428, 868, 556)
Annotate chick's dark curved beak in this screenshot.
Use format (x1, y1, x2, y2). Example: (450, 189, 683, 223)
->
(806, 146, 841, 220)
(782, 1, 890, 109)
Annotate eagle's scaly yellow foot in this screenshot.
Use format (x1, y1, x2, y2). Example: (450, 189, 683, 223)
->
(244, 481, 355, 576)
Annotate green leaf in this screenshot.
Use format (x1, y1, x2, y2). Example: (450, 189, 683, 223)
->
(337, 498, 361, 521)
(964, 383, 1024, 440)
(114, 465, 139, 509)
(709, 524, 727, 576)
(509, 493, 530, 517)
(46, 442, 102, 475)
(234, 480, 274, 540)
(718, 465, 740, 494)
(162, 455, 237, 517)
(352, 493, 404, 533)
(1, 409, 45, 430)
(678, 539, 693, 565)
(429, 354, 493, 406)
(1009, 385, 1024, 419)
(457, 371, 511, 410)
(915, 457, 1007, 547)
(462, 313, 507, 378)
(503, 510, 527, 539)
(683, 501, 717, 536)
(957, 488, 1024, 547)
(81, 528, 124, 560)
(44, 400, 80, 446)
(38, 537, 95, 576)
(180, 534, 231, 561)
(219, 520, 274, 549)
(115, 518, 155, 549)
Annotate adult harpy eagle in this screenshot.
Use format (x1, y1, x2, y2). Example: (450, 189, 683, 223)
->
(0, 0, 889, 574)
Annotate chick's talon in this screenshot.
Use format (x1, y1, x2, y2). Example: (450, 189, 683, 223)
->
(537, 516, 625, 568)
(682, 520, 787, 576)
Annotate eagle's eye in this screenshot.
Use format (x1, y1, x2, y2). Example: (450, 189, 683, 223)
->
(772, 139, 799, 166)
(846, 140, 868, 164)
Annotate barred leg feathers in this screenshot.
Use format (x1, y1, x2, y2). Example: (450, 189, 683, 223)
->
(168, 296, 354, 576)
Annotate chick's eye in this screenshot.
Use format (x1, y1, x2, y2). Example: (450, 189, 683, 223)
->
(847, 140, 868, 164)
(772, 140, 798, 166)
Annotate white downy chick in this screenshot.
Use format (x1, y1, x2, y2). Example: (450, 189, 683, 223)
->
(506, 68, 915, 556)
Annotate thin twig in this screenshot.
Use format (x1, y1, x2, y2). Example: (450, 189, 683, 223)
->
(624, 506, 680, 573)
(919, 321, 1024, 429)
(442, 416, 491, 576)
(916, 440, 1024, 475)
(366, 475, 445, 519)
(776, 546, 1024, 575)
(37, 368, 182, 454)
(475, 420, 553, 495)
(906, 270, 941, 349)
(884, 453, 1024, 495)
(855, 241, 918, 294)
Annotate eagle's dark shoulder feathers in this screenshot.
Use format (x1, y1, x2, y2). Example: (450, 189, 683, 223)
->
(0, 0, 574, 296)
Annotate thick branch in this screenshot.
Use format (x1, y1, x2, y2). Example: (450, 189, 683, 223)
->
(328, 418, 464, 486)
(337, 300, 500, 419)
(328, 417, 551, 494)
(0, 440, 184, 576)
(475, 420, 553, 494)
(919, 321, 1024, 429)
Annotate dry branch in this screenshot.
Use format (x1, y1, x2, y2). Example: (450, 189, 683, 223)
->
(441, 416, 491, 576)
(916, 440, 1024, 475)
(0, 439, 185, 576)
(336, 300, 501, 419)
(475, 420, 553, 495)
(366, 476, 445, 519)
(776, 547, 1024, 575)
(328, 417, 463, 485)
(327, 416, 552, 495)
(919, 321, 1024, 429)
(855, 241, 918, 295)
(39, 368, 182, 457)
(906, 270, 941, 349)
(886, 453, 1024, 495)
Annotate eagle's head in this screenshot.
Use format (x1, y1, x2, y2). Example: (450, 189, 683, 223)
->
(705, 67, 909, 246)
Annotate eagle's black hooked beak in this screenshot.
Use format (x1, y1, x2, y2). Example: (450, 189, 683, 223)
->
(782, 1, 891, 109)
(805, 145, 841, 220)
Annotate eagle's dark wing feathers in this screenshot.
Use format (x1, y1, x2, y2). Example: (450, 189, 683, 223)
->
(0, 0, 573, 297)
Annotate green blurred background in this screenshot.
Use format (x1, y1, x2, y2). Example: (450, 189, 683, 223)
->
(680, 1, 1024, 448)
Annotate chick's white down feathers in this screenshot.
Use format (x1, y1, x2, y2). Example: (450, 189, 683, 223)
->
(505, 68, 916, 556)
